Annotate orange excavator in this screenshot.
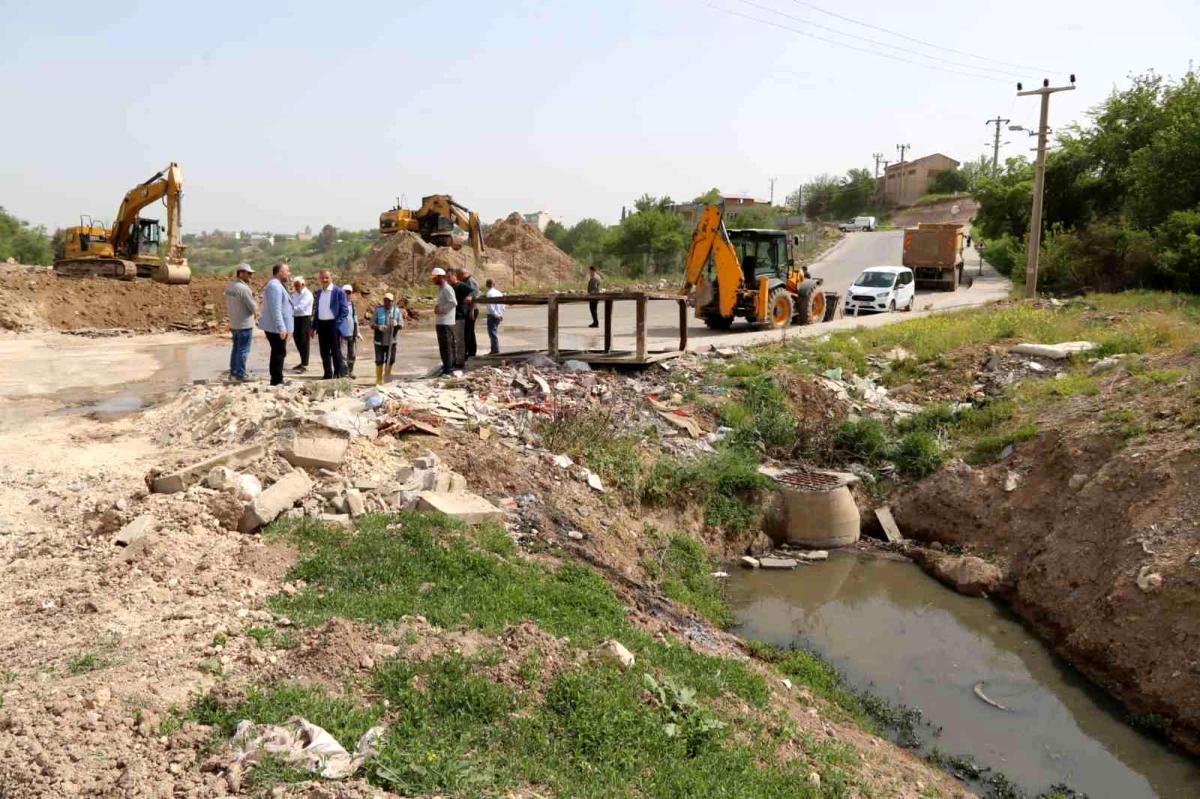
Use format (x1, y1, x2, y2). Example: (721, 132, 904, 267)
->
(378, 194, 484, 270)
(54, 163, 190, 284)
(681, 204, 833, 329)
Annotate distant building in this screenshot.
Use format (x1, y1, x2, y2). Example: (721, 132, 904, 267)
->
(297, 225, 313, 241)
(667, 195, 773, 228)
(522, 211, 560, 232)
(878, 153, 960, 206)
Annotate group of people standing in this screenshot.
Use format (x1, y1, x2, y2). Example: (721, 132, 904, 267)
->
(430, 266, 505, 377)
(224, 262, 403, 387)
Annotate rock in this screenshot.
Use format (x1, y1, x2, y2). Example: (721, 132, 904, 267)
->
(318, 514, 353, 529)
(395, 465, 415, 482)
(1010, 341, 1097, 360)
(567, 530, 585, 541)
(239, 470, 314, 533)
(563, 360, 592, 372)
(1136, 565, 1163, 592)
(929, 555, 1005, 597)
(151, 444, 267, 494)
(1068, 473, 1088, 491)
(279, 432, 349, 470)
(205, 466, 240, 492)
(999, 443, 1015, 460)
(344, 488, 366, 517)
(746, 531, 774, 557)
(114, 515, 154, 547)
(447, 472, 468, 493)
(415, 492, 505, 524)
(759, 557, 798, 570)
(586, 471, 604, 492)
(237, 473, 263, 500)
(1004, 471, 1020, 492)
(413, 454, 438, 470)
(740, 556, 761, 569)
(595, 639, 635, 670)
(795, 550, 828, 562)
(552, 454, 574, 469)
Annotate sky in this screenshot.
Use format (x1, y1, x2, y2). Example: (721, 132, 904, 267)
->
(1, 0, 1197, 234)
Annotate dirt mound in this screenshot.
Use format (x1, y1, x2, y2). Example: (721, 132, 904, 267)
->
(363, 231, 519, 290)
(892, 197, 978, 228)
(484, 212, 577, 283)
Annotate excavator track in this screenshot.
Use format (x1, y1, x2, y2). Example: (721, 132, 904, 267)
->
(53, 258, 138, 280)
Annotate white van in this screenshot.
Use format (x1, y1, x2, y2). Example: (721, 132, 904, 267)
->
(844, 266, 915, 314)
(838, 216, 877, 232)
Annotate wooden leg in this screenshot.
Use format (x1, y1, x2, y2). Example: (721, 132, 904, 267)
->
(678, 299, 688, 351)
(548, 298, 559, 359)
(635, 296, 647, 362)
(604, 300, 614, 353)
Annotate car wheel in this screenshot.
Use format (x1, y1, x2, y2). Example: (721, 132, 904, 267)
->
(888, 300, 896, 313)
(903, 294, 914, 312)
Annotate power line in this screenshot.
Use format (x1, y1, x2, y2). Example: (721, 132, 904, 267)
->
(785, 0, 1055, 74)
(710, 5, 1010, 84)
(737, 0, 1027, 79)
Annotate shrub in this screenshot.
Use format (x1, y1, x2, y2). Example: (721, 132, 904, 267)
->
(891, 431, 945, 479)
(833, 419, 889, 462)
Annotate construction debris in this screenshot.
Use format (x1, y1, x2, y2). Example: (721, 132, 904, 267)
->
(113, 514, 154, 547)
(875, 506, 903, 542)
(279, 431, 349, 470)
(1010, 341, 1098, 360)
(239, 470, 314, 533)
(414, 491, 505, 524)
(226, 717, 385, 785)
(151, 443, 266, 494)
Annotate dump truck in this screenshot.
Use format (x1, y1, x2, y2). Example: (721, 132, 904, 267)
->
(682, 204, 839, 329)
(901, 223, 971, 291)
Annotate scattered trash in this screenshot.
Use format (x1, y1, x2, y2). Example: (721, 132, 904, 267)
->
(228, 717, 385, 782)
(972, 682, 1010, 712)
(1136, 565, 1163, 592)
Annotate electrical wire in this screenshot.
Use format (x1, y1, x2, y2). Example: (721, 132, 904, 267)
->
(710, 4, 1010, 84)
(737, 0, 1028, 79)
(785, 0, 1056, 74)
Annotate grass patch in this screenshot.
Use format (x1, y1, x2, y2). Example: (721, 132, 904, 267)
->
(1102, 409, 1144, 441)
(833, 418, 889, 462)
(891, 431, 946, 479)
(536, 406, 649, 498)
(653, 534, 731, 627)
(642, 449, 772, 536)
(67, 652, 102, 675)
(718, 376, 798, 457)
(967, 423, 1039, 464)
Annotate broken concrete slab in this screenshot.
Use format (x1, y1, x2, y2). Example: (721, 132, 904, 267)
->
(740, 556, 761, 569)
(594, 639, 635, 670)
(875, 507, 903, 543)
(1010, 341, 1097, 360)
(152, 444, 266, 494)
(413, 454, 438, 470)
(759, 557, 799, 570)
(795, 550, 829, 562)
(114, 514, 154, 547)
(447, 472, 468, 493)
(415, 491, 504, 524)
(344, 488, 366, 518)
(279, 432, 349, 471)
(318, 513, 353, 530)
(239, 470, 314, 533)
(586, 471, 604, 492)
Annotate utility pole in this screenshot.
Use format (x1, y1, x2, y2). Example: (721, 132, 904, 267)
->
(877, 159, 891, 203)
(872, 153, 884, 179)
(768, 177, 776, 206)
(895, 144, 910, 205)
(985, 117, 1011, 176)
(1018, 76, 1076, 298)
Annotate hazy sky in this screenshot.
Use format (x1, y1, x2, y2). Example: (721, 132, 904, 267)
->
(2, 0, 1196, 234)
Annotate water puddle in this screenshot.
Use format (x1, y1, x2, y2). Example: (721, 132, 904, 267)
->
(727, 552, 1200, 798)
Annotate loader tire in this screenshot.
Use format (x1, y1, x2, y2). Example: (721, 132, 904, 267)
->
(703, 314, 735, 330)
(796, 283, 824, 325)
(767, 287, 793, 328)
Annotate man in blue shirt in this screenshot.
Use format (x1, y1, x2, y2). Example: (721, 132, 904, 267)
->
(372, 291, 404, 385)
(259, 262, 294, 386)
(312, 270, 350, 379)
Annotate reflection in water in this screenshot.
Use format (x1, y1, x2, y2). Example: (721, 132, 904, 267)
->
(728, 553, 1200, 799)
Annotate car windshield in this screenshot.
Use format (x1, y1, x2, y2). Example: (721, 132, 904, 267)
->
(854, 271, 896, 288)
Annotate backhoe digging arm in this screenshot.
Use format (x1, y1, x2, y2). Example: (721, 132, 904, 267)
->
(681, 204, 741, 318)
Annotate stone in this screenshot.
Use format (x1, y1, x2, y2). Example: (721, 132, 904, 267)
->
(239, 470, 314, 533)
(563, 360, 592, 372)
(795, 550, 829, 562)
(552, 454, 574, 469)
(595, 639, 635, 670)
(567, 530, 585, 541)
(1004, 471, 1020, 492)
(1136, 565, 1163, 593)
(344, 489, 366, 517)
(205, 466, 240, 492)
(1068, 473, 1088, 491)
(1090, 356, 1123, 375)
(930, 555, 1005, 597)
(114, 515, 154, 547)
(413, 454, 438, 470)
(740, 556, 761, 569)
(586, 471, 604, 492)
(759, 557, 798, 570)
(416, 470, 439, 491)
(152, 444, 267, 494)
(318, 514, 353, 529)
(746, 531, 774, 557)
(395, 465, 415, 482)
(1010, 341, 1097, 360)
(447, 472, 468, 493)
(237, 473, 263, 500)
(279, 432, 349, 470)
(415, 492, 505, 524)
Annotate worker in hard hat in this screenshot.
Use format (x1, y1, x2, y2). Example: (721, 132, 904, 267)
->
(372, 291, 404, 385)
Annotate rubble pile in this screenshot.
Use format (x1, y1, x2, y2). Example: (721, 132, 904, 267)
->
(483, 213, 577, 283)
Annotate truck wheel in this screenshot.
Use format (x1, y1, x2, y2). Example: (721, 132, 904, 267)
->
(703, 314, 735, 330)
(796, 283, 824, 325)
(767, 287, 793, 328)
(962, 270, 975, 289)
(946, 267, 959, 292)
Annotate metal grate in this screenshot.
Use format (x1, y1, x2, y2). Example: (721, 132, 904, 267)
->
(773, 470, 846, 492)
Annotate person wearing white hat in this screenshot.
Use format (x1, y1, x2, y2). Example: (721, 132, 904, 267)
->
(289, 276, 313, 372)
(372, 290, 404, 385)
(340, 284, 362, 378)
(431, 267, 458, 376)
(224, 263, 256, 381)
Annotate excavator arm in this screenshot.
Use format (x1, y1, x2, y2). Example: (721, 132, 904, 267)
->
(111, 163, 184, 260)
(681, 204, 742, 318)
(444, 200, 485, 272)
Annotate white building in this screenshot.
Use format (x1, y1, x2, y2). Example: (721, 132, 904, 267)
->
(522, 211, 560, 232)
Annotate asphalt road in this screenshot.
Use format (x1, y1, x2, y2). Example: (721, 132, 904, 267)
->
(390, 231, 1009, 376)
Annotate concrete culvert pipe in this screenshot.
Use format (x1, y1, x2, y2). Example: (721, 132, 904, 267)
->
(761, 469, 861, 549)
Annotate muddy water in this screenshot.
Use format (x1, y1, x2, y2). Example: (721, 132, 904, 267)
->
(727, 552, 1200, 799)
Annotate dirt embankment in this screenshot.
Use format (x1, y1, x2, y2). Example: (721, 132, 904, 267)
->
(891, 197, 978, 227)
(894, 367, 1200, 755)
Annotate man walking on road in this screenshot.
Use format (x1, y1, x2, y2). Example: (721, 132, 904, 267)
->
(372, 291, 404, 385)
(260, 262, 294, 386)
(587, 266, 601, 327)
(341, 284, 362, 378)
(224, 263, 256, 382)
(484, 279, 504, 355)
(312, 270, 349, 379)
(432, 268, 458, 377)
(289, 276, 313, 373)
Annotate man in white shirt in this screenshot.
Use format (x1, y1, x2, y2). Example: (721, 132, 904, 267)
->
(484, 278, 504, 355)
(432, 268, 458, 376)
(289, 276, 314, 372)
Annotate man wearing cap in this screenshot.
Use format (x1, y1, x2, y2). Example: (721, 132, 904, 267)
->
(372, 291, 404, 385)
(289, 276, 313, 372)
(432, 268, 458, 376)
(260, 261, 294, 386)
(224, 263, 256, 382)
(341, 284, 362, 379)
(311, 269, 350, 379)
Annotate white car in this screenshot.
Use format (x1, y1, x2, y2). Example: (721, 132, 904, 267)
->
(844, 266, 915, 314)
(838, 216, 877, 232)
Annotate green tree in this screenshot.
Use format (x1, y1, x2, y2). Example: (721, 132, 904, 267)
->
(607, 198, 687, 275)
(0, 207, 53, 265)
(929, 168, 969, 195)
(958, 155, 993, 192)
(1125, 72, 1200, 228)
(544, 219, 569, 249)
(561, 218, 610, 263)
(830, 168, 875, 218)
(726, 207, 778, 229)
(692, 187, 722, 205)
(1154, 208, 1200, 292)
(314, 224, 337, 253)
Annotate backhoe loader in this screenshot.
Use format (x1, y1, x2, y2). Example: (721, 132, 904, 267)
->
(379, 194, 484, 270)
(54, 163, 190, 284)
(681, 204, 835, 330)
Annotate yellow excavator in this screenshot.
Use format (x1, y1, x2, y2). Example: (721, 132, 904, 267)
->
(682, 204, 833, 329)
(379, 194, 484, 269)
(54, 162, 190, 284)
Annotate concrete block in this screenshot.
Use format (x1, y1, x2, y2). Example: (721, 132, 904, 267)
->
(874, 506, 903, 543)
(447, 472, 468, 493)
(395, 465, 415, 482)
(1010, 341, 1097, 360)
(205, 466, 240, 492)
(415, 491, 504, 524)
(416, 469, 438, 491)
(279, 432, 349, 470)
(345, 488, 366, 517)
(239, 470, 314, 533)
(759, 557, 798, 570)
(434, 471, 453, 493)
(152, 444, 266, 494)
(413, 454, 438, 470)
(114, 514, 154, 547)
(318, 513, 353, 529)
(740, 556, 761, 569)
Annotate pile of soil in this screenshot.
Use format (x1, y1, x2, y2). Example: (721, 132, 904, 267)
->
(892, 359, 1200, 755)
(362, 230, 521, 290)
(484, 212, 577, 283)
